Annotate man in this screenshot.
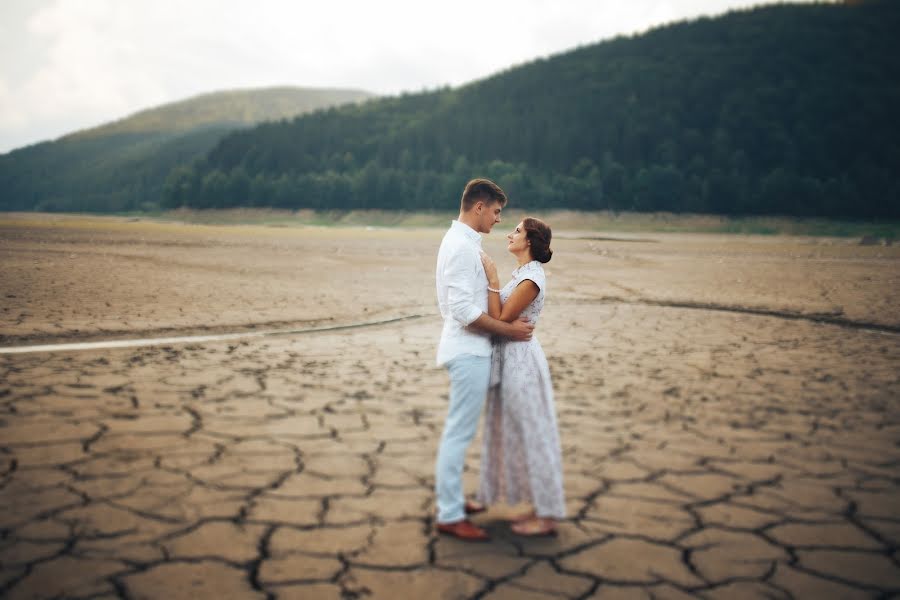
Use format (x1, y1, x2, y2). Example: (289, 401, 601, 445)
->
(434, 178, 534, 541)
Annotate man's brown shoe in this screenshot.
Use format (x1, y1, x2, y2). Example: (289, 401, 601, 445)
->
(436, 520, 490, 541)
(464, 500, 487, 515)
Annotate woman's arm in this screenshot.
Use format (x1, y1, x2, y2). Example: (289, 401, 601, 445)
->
(479, 252, 540, 323)
(497, 280, 539, 322)
(468, 251, 534, 341)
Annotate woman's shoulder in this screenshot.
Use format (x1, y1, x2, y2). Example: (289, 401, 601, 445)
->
(515, 261, 546, 288)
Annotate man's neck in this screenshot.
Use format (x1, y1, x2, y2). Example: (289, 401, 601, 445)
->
(457, 213, 481, 233)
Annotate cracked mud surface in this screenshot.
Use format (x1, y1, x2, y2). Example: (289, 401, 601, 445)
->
(1, 214, 899, 598)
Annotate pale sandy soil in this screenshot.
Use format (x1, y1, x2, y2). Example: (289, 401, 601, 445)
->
(1, 212, 899, 598)
(2, 213, 898, 343)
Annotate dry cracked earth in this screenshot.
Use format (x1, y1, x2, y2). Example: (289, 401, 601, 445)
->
(1, 214, 899, 599)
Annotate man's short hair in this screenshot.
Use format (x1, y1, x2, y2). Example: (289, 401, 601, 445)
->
(460, 178, 508, 212)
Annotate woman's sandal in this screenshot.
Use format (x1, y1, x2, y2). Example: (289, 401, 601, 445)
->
(510, 517, 557, 537)
(508, 510, 536, 523)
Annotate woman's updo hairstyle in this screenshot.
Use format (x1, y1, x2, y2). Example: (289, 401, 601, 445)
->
(523, 217, 553, 263)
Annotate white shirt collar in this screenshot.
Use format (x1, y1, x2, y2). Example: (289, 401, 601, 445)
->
(451, 219, 483, 246)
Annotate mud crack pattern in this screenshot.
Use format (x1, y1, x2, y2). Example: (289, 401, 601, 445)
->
(1, 304, 898, 599)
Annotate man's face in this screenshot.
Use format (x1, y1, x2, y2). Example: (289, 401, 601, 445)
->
(477, 201, 503, 234)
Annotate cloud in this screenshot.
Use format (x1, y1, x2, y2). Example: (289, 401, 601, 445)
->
(1, 0, 171, 149)
(0, 0, 827, 153)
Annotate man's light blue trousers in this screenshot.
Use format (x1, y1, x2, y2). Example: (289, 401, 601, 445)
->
(435, 353, 491, 524)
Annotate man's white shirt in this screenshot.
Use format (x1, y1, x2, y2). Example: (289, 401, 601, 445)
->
(435, 220, 492, 366)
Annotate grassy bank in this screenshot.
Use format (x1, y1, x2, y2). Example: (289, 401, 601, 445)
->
(3, 209, 898, 239)
(116, 209, 899, 239)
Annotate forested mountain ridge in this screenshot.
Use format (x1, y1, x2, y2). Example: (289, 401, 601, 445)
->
(169, 0, 900, 218)
(0, 87, 372, 212)
(68, 87, 373, 139)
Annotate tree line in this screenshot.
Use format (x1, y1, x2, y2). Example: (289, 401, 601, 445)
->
(4, 1, 899, 218)
(168, 1, 900, 218)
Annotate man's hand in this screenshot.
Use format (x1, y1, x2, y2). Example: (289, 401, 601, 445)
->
(507, 317, 534, 342)
(465, 314, 534, 340)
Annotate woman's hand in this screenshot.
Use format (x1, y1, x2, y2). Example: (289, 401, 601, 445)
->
(480, 251, 500, 288)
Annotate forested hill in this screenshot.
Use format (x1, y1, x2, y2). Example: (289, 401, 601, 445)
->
(169, 0, 899, 218)
(0, 87, 372, 212)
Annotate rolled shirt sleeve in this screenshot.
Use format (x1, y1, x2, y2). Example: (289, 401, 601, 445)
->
(435, 220, 492, 366)
(443, 249, 484, 326)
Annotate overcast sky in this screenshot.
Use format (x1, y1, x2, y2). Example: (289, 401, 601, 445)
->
(1, 0, 824, 154)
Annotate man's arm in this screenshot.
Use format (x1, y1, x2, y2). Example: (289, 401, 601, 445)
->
(467, 313, 533, 341)
(444, 249, 486, 325)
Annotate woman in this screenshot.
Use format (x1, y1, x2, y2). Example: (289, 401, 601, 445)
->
(477, 217, 565, 536)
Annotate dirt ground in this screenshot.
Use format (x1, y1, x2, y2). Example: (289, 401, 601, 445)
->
(1, 212, 899, 599)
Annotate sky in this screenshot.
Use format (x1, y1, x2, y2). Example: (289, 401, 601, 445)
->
(0, 0, 825, 154)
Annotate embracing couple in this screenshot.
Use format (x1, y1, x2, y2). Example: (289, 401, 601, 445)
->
(434, 178, 564, 541)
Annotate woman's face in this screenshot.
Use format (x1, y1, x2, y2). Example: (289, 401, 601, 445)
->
(507, 221, 529, 255)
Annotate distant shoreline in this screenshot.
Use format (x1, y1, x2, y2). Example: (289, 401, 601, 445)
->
(1, 209, 898, 239)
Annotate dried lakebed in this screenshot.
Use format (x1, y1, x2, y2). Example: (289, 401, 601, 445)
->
(1, 214, 898, 598)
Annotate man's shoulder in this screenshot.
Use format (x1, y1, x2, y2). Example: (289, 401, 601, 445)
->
(436, 230, 453, 257)
(438, 227, 469, 254)
(441, 236, 476, 260)
(441, 223, 462, 240)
